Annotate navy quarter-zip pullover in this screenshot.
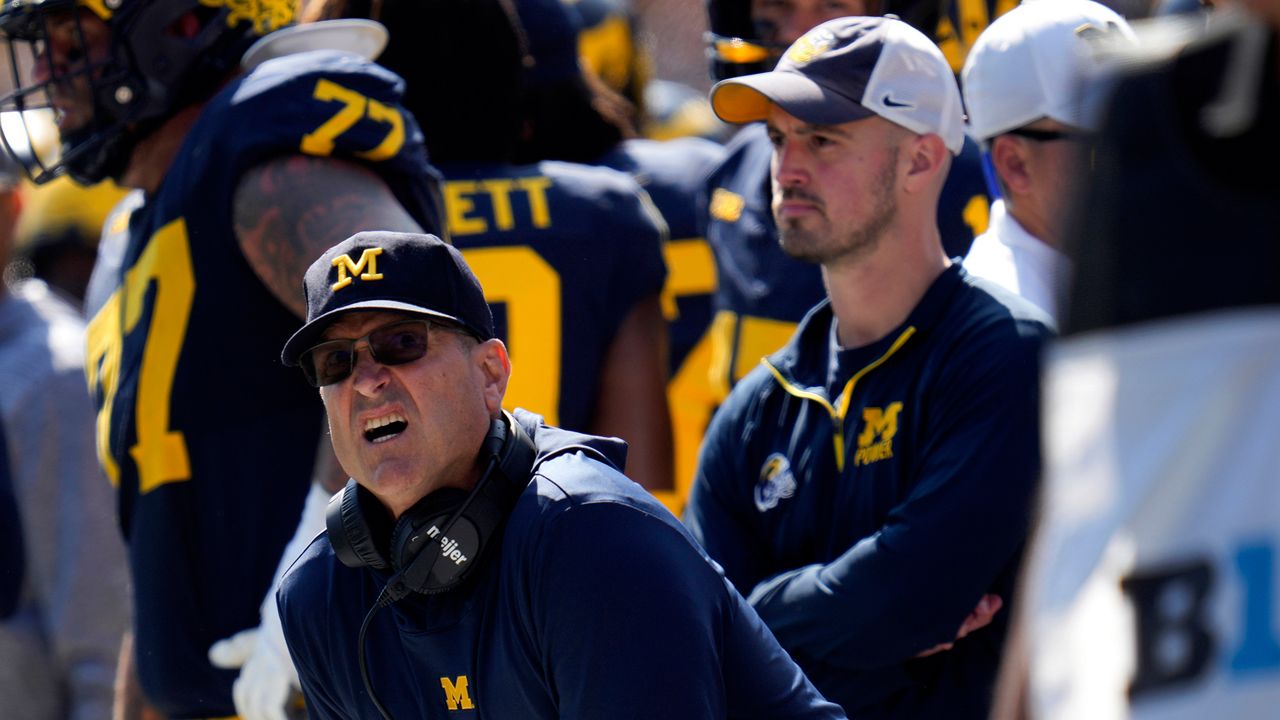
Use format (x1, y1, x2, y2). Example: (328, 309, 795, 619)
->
(687, 264, 1053, 718)
(281, 411, 845, 719)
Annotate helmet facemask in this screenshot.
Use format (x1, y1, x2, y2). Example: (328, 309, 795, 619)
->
(705, 0, 773, 82)
(0, 0, 134, 183)
(0, 0, 295, 185)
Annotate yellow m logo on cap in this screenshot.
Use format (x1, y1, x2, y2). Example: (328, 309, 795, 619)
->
(440, 676, 475, 710)
(331, 247, 384, 291)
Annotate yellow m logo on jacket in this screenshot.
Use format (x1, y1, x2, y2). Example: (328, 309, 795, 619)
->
(854, 402, 903, 466)
(440, 675, 475, 711)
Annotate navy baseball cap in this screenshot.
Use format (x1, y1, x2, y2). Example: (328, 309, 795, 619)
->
(710, 16, 966, 154)
(281, 231, 495, 366)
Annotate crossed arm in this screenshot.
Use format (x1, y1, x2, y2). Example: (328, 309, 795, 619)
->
(688, 335, 1042, 669)
(208, 155, 425, 717)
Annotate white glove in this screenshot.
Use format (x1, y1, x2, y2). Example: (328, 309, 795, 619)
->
(208, 482, 332, 720)
(208, 614, 297, 720)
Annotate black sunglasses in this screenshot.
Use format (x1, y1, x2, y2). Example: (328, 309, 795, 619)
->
(1005, 127, 1088, 143)
(301, 319, 448, 387)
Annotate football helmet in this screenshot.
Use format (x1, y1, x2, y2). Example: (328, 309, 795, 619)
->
(705, 0, 946, 81)
(0, 0, 295, 184)
(575, 0, 650, 109)
(705, 0, 769, 82)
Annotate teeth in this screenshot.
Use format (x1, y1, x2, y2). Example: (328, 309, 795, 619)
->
(364, 412, 406, 432)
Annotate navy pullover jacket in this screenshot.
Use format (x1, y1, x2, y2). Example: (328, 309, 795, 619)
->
(686, 265, 1053, 718)
(281, 410, 845, 719)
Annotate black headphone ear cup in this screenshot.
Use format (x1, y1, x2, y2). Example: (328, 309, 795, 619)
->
(389, 487, 471, 573)
(326, 479, 392, 571)
(493, 412, 537, 490)
(481, 414, 508, 460)
(363, 412, 539, 596)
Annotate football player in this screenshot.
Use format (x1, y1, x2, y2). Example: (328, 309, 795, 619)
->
(574, 0, 731, 141)
(305, 0, 676, 497)
(516, 0, 729, 507)
(12, 175, 128, 305)
(0, 2, 443, 717)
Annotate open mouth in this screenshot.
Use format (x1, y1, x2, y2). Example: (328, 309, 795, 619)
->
(364, 412, 407, 444)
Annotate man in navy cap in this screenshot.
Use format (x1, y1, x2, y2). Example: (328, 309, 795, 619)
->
(685, 17, 1052, 719)
(274, 230, 845, 719)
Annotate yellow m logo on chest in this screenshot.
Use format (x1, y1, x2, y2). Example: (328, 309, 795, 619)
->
(440, 675, 475, 711)
(331, 247, 384, 291)
(854, 402, 904, 466)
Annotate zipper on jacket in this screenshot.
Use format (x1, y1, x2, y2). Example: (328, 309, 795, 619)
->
(764, 326, 916, 472)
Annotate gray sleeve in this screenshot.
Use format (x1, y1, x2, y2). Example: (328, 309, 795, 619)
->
(10, 348, 130, 720)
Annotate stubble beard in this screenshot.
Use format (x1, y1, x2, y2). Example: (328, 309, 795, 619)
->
(777, 151, 899, 265)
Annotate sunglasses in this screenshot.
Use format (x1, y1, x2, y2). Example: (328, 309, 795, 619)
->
(301, 319, 448, 387)
(1005, 127, 1088, 143)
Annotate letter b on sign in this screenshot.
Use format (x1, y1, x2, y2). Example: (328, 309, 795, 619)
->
(1122, 560, 1214, 699)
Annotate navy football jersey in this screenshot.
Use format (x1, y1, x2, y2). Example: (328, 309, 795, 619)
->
(595, 137, 726, 507)
(701, 124, 991, 395)
(82, 51, 440, 717)
(596, 137, 725, 374)
(438, 160, 666, 432)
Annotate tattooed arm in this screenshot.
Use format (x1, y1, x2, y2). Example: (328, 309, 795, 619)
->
(207, 155, 424, 720)
(233, 154, 423, 319)
(233, 154, 420, 490)
(235, 154, 415, 493)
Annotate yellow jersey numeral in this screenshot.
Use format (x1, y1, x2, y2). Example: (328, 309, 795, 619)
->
(461, 246, 563, 425)
(85, 218, 196, 492)
(301, 78, 406, 161)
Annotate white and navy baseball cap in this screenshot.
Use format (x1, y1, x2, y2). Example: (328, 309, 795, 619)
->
(709, 16, 966, 155)
(281, 231, 496, 366)
(961, 0, 1136, 142)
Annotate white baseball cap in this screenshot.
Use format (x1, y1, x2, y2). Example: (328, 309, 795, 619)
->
(961, 0, 1136, 142)
(710, 17, 966, 155)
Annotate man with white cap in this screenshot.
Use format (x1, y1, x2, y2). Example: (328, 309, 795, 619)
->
(961, 0, 1135, 321)
(686, 16, 1053, 720)
(991, 1, 1280, 717)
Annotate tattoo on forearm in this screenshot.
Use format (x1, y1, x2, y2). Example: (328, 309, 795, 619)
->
(234, 155, 420, 318)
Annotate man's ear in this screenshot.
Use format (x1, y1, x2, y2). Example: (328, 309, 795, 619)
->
(902, 133, 949, 193)
(990, 135, 1032, 196)
(475, 338, 511, 415)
